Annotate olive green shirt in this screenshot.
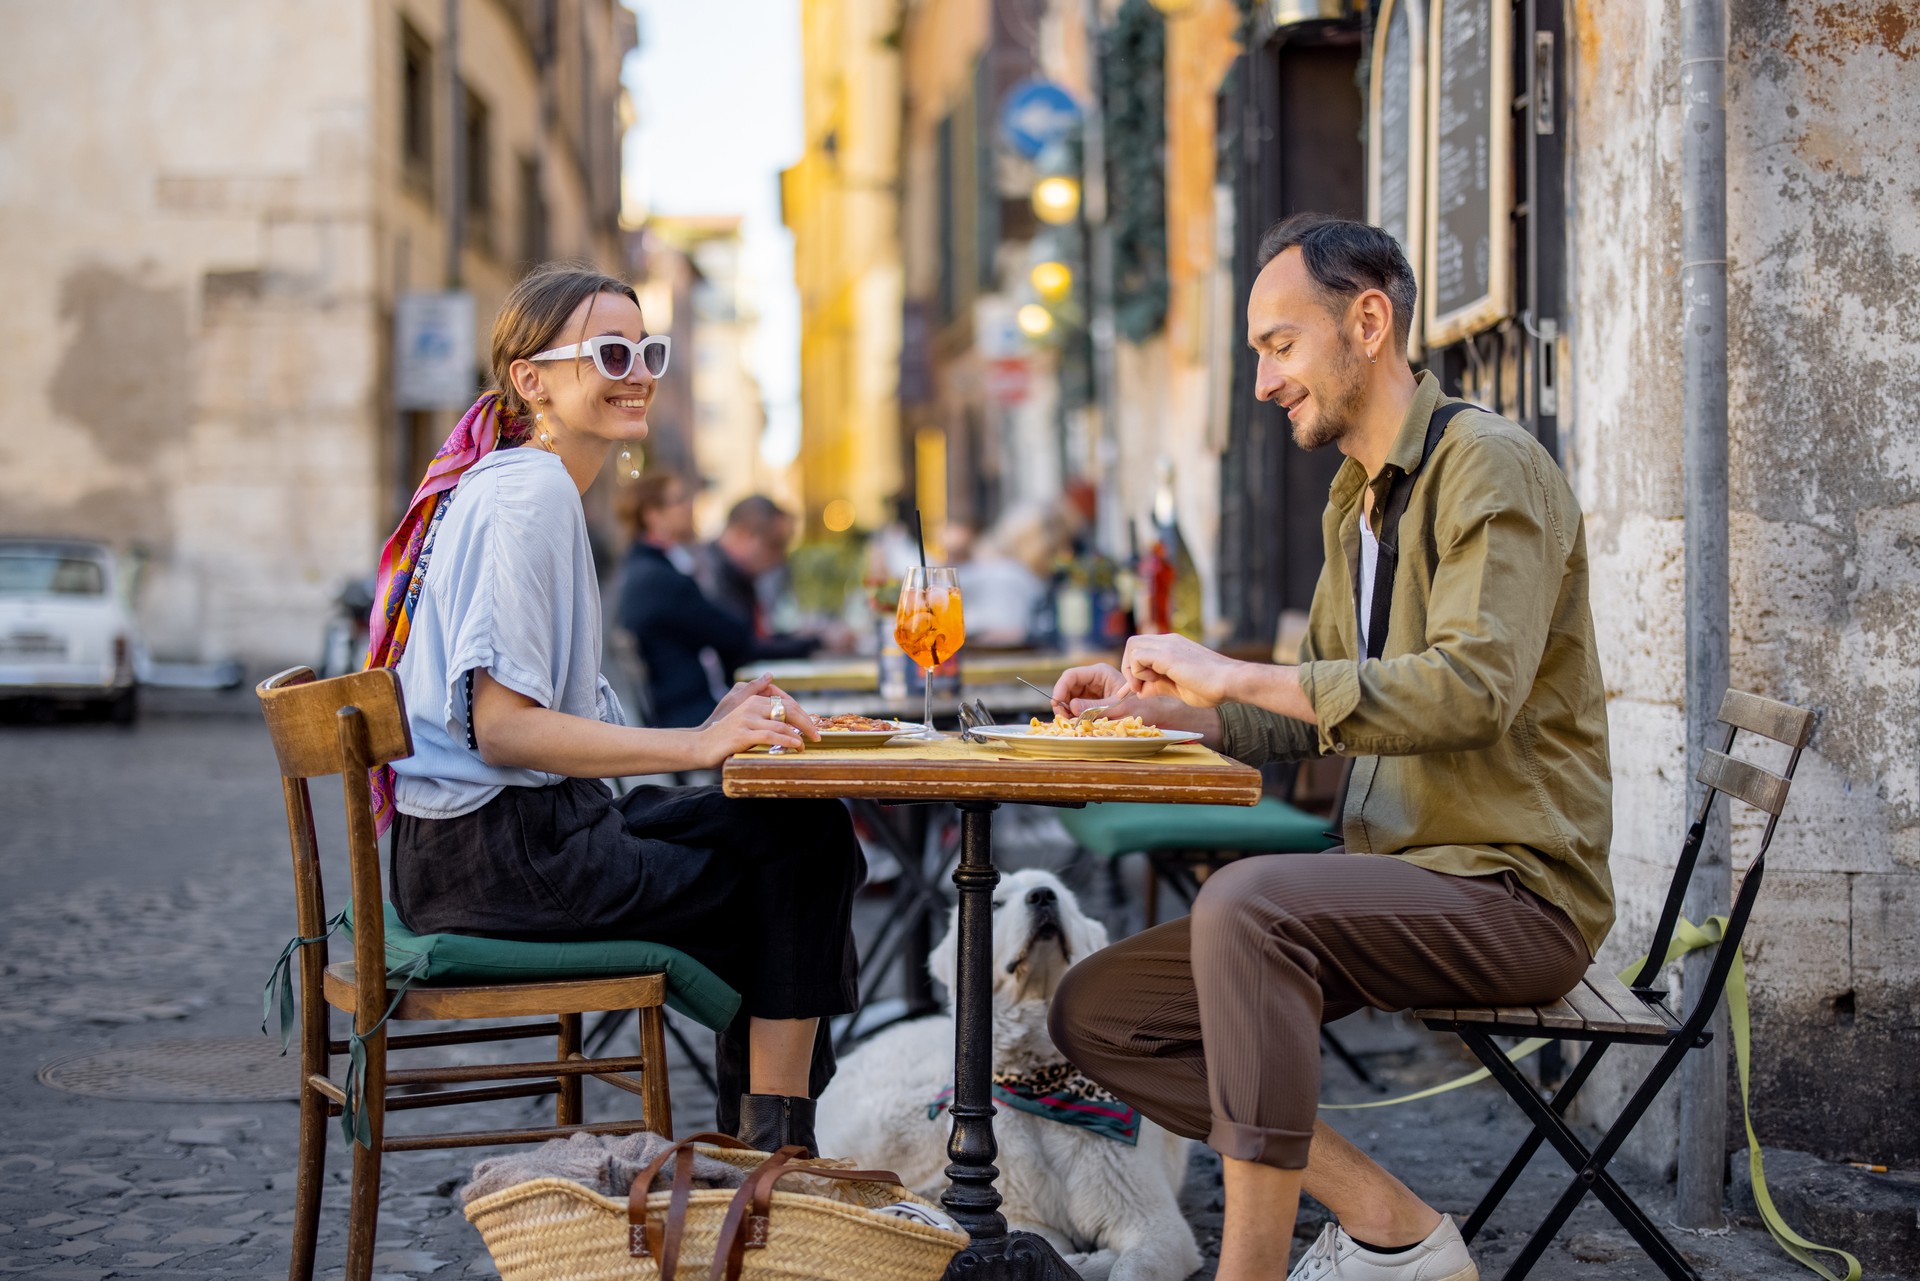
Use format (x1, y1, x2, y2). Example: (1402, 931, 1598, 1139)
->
(1217, 372, 1614, 955)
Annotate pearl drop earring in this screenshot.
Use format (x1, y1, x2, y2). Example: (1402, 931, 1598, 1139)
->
(618, 447, 640, 480)
(533, 396, 554, 448)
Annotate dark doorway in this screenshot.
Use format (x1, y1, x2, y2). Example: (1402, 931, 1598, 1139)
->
(1218, 21, 1366, 644)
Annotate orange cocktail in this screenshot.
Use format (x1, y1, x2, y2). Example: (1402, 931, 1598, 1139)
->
(894, 566, 965, 734)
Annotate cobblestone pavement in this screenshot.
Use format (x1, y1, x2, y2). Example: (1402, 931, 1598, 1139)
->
(0, 701, 1863, 1280)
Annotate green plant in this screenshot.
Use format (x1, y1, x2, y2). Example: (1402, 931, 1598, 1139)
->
(1101, 0, 1170, 342)
(787, 537, 869, 618)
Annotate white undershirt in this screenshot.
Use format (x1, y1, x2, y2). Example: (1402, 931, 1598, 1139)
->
(1358, 517, 1380, 651)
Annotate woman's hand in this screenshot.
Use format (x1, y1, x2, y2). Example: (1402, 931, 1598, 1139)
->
(706, 675, 822, 743)
(1120, 634, 1246, 709)
(696, 691, 810, 764)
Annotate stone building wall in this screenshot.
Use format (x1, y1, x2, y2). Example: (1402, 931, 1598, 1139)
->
(1566, 0, 1920, 1170)
(0, 1, 384, 666)
(0, 0, 630, 669)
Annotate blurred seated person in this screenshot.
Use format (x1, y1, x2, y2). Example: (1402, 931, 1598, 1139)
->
(696, 495, 843, 655)
(617, 473, 810, 728)
(951, 507, 1055, 647)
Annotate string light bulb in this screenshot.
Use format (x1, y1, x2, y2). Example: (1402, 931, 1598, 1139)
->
(1030, 260, 1073, 302)
(1016, 304, 1056, 338)
(1031, 175, 1082, 225)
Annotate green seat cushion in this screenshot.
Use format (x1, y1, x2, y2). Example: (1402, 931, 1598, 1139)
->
(345, 903, 741, 1032)
(1058, 797, 1333, 858)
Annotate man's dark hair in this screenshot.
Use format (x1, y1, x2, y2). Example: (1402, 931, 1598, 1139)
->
(1254, 213, 1418, 351)
(725, 494, 791, 536)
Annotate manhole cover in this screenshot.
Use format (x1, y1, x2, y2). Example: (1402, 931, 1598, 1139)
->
(38, 1036, 301, 1102)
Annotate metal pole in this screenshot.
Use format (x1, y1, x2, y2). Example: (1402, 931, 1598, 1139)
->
(1677, 0, 1729, 1228)
(1081, 0, 1120, 555)
(443, 0, 464, 289)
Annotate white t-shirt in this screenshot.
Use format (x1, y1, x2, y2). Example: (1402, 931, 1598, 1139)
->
(1358, 516, 1380, 652)
(390, 448, 624, 819)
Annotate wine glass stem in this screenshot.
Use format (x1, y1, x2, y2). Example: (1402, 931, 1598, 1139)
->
(924, 667, 933, 737)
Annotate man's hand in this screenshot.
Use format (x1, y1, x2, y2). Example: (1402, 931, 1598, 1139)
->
(1121, 634, 1248, 708)
(1050, 662, 1129, 717)
(1050, 659, 1224, 744)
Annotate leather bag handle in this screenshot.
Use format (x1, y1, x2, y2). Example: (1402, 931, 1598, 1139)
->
(627, 1132, 755, 1271)
(707, 1147, 909, 1281)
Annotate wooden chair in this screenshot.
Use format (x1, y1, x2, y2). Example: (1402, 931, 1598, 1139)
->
(258, 666, 679, 1281)
(1416, 689, 1816, 1281)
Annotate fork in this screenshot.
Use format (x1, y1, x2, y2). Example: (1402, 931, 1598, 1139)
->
(1013, 676, 1118, 724)
(958, 699, 997, 742)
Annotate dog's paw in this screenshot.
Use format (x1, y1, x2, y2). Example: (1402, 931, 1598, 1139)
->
(1062, 1249, 1116, 1280)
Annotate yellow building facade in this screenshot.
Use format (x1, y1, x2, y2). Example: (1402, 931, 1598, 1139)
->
(783, 0, 907, 536)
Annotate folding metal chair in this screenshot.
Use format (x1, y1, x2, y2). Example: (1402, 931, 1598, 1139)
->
(1416, 689, 1816, 1281)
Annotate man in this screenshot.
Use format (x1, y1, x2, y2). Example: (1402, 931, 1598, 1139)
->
(694, 495, 827, 659)
(1049, 214, 1611, 1281)
(617, 472, 760, 727)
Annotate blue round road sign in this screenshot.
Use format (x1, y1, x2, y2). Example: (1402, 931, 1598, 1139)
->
(1000, 81, 1081, 159)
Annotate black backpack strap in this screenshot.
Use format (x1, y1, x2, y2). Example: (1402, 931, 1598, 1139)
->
(1325, 400, 1477, 845)
(1360, 401, 1476, 660)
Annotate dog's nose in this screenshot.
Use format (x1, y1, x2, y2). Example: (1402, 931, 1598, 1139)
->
(1026, 887, 1056, 907)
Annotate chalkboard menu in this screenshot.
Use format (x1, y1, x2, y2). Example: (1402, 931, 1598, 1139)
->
(1368, 0, 1426, 357)
(1425, 0, 1511, 347)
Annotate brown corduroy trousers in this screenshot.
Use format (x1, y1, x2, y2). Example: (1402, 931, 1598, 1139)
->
(1047, 852, 1590, 1169)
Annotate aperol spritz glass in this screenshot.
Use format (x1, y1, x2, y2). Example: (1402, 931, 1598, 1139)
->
(894, 566, 965, 737)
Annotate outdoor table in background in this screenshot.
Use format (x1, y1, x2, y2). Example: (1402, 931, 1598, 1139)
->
(799, 683, 1056, 721)
(740, 647, 1119, 695)
(724, 734, 1261, 1281)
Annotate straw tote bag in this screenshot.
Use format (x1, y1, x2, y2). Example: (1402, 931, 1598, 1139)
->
(464, 1133, 969, 1281)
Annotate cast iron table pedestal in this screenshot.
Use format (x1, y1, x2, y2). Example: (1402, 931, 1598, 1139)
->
(939, 800, 1080, 1281)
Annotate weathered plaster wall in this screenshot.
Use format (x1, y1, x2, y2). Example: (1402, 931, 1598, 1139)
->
(1567, 0, 1920, 1171)
(0, 1, 383, 665)
(1721, 0, 1920, 1164)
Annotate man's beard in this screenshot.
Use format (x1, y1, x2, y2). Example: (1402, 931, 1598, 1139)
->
(1288, 337, 1369, 451)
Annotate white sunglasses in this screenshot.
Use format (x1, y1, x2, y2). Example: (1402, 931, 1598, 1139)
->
(529, 334, 670, 381)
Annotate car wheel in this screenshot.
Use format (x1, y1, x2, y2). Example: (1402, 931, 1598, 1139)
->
(107, 686, 139, 726)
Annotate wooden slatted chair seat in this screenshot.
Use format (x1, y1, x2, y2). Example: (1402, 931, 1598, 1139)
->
(1418, 965, 1680, 1040)
(1419, 689, 1816, 1281)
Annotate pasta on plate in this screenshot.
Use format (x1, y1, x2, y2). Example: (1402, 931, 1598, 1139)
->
(1024, 714, 1165, 739)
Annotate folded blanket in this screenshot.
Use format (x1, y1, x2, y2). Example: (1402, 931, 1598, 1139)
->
(461, 1131, 748, 1208)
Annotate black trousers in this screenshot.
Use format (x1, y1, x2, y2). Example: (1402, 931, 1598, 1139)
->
(392, 778, 863, 1131)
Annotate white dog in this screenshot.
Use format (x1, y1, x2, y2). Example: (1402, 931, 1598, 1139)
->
(817, 869, 1200, 1281)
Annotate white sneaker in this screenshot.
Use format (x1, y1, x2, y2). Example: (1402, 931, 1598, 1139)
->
(1287, 1215, 1478, 1281)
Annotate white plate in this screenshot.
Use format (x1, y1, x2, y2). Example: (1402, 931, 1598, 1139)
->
(965, 726, 1204, 759)
(810, 720, 921, 748)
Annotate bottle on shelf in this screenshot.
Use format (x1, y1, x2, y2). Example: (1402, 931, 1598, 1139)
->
(1151, 459, 1203, 640)
(1108, 522, 1139, 643)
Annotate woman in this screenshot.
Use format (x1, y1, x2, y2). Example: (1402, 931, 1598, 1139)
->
(367, 264, 859, 1153)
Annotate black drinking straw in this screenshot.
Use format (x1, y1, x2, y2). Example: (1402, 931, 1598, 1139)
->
(913, 508, 929, 569)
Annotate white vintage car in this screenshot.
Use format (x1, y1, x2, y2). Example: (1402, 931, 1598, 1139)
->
(0, 538, 142, 722)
